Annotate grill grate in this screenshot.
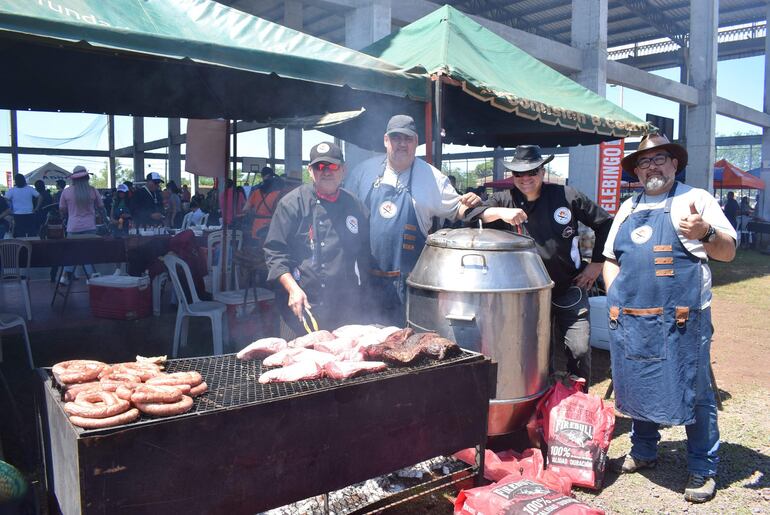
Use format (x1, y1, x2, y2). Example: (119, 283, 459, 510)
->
(50, 350, 482, 434)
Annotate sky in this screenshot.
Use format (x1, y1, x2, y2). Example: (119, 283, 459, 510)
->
(1, 53, 765, 183)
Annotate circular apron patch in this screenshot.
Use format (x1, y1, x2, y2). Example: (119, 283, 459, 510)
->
(631, 225, 653, 245)
(554, 207, 572, 224)
(378, 200, 398, 219)
(346, 215, 359, 234)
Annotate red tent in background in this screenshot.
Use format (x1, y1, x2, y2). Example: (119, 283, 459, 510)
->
(714, 159, 765, 190)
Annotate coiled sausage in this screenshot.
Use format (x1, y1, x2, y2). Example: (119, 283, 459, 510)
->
(69, 408, 140, 429)
(134, 395, 194, 416)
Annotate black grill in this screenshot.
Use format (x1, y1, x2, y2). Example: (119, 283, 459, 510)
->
(49, 350, 482, 433)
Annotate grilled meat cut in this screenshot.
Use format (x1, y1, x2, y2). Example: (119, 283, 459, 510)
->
(364, 328, 414, 360)
(367, 331, 459, 365)
(314, 337, 359, 356)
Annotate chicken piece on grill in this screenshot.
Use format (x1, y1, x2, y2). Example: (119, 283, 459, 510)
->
(364, 328, 414, 360)
(236, 338, 288, 360)
(288, 330, 336, 349)
(258, 361, 324, 383)
(323, 361, 388, 380)
(332, 325, 380, 339)
(314, 337, 359, 356)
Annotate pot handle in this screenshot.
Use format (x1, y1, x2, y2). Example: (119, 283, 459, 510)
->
(445, 313, 476, 323)
(460, 253, 487, 273)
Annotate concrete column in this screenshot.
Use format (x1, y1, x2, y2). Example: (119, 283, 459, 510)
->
(678, 61, 688, 141)
(284, 1, 304, 180)
(567, 0, 608, 199)
(493, 147, 506, 180)
(685, 0, 718, 192)
(108, 115, 116, 188)
(168, 118, 182, 185)
(761, 1, 770, 220)
(9, 110, 19, 175)
(344, 0, 392, 172)
(133, 117, 145, 182)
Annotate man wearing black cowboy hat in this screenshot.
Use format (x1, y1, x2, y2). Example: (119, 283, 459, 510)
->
(602, 134, 736, 503)
(465, 145, 613, 385)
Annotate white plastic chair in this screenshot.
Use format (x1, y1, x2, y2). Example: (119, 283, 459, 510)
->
(180, 211, 195, 230)
(0, 240, 32, 321)
(200, 213, 210, 227)
(163, 253, 229, 357)
(0, 313, 33, 367)
(206, 230, 243, 293)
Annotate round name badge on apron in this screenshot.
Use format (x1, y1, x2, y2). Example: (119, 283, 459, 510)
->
(630, 225, 653, 245)
(346, 215, 359, 234)
(378, 200, 398, 219)
(554, 207, 572, 224)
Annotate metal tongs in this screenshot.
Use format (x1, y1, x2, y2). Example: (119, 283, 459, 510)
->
(301, 306, 319, 334)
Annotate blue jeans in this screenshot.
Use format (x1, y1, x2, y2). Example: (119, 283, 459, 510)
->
(629, 308, 719, 477)
(63, 230, 97, 276)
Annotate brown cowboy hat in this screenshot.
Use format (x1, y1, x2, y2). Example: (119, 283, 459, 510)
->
(621, 134, 688, 176)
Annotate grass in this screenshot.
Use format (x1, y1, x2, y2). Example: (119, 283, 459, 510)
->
(709, 249, 770, 309)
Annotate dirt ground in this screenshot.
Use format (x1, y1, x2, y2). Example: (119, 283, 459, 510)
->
(389, 249, 770, 515)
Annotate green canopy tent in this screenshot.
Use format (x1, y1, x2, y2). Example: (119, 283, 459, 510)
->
(0, 0, 429, 143)
(326, 5, 651, 159)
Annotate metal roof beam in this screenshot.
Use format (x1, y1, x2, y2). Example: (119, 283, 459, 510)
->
(615, 0, 688, 46)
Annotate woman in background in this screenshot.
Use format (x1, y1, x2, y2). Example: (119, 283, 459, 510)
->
(58, 166, 103, 284)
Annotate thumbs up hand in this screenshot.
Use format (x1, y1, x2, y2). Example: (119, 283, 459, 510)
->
(679, 201, 709, 240)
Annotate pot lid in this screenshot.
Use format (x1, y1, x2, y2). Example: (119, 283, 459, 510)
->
(427, 228, 535, 250)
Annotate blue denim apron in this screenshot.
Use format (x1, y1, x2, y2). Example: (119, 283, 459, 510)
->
(607, 183, 704, 425)
(365, 160, 426, 323)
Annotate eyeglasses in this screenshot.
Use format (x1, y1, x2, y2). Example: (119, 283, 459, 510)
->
(312, 162, 340, 172)
(636, 154, 670, 169)
(512, 169, 541, 178)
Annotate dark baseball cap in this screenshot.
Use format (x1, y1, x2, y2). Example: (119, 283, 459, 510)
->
(260, 166, 274, 176)
(309, 142, 344, 167)
(385, 114, 418, 138)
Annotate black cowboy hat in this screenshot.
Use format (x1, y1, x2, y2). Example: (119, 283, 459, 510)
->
(502, 145, 555, 172)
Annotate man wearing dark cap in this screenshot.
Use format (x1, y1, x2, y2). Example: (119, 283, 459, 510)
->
(602, 134, 736, 503)
(243, 166, 287, 240)
(345, 114, 480, 326)
(465, 145, 613, 385)
(132, 172, 165, 227)
(264, 142, 371, 340)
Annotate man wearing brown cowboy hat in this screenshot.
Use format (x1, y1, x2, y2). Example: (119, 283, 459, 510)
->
(465, 144, 613, 385)
(602, 134, 736, 503)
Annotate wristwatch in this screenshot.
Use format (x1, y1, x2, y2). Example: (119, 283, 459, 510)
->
(699, 224, 717, 243)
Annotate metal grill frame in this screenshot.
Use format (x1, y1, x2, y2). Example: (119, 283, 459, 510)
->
(40, 351, 493, 515)
(49, 351, 481, 435)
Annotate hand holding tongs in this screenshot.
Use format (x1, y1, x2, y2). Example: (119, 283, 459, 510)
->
(301, 306, 319, 334)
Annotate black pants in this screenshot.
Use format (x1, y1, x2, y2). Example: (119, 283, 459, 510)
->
(550, 286, 592, 386)
(12, 214, 38, 237)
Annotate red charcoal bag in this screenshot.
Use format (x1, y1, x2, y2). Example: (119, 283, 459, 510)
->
(454, 475, 604, 515)
(535, 377, 616, 489)
(454, 448, 572, 497)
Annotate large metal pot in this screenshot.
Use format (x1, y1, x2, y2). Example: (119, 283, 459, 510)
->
(406, 228, 553, 435)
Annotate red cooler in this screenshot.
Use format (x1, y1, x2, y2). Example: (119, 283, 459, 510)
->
(213, 288, 276, 345)
(89, 275, 152, 320)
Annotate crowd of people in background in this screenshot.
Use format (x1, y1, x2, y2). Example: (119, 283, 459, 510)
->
(0, 165, 299, 242)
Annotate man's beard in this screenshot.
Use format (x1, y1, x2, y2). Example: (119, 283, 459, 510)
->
(644, 176, 667, 192)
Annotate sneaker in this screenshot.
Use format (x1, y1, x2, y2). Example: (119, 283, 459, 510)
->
(684, 474, 716, 503)
(619, 454, 657, 473)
